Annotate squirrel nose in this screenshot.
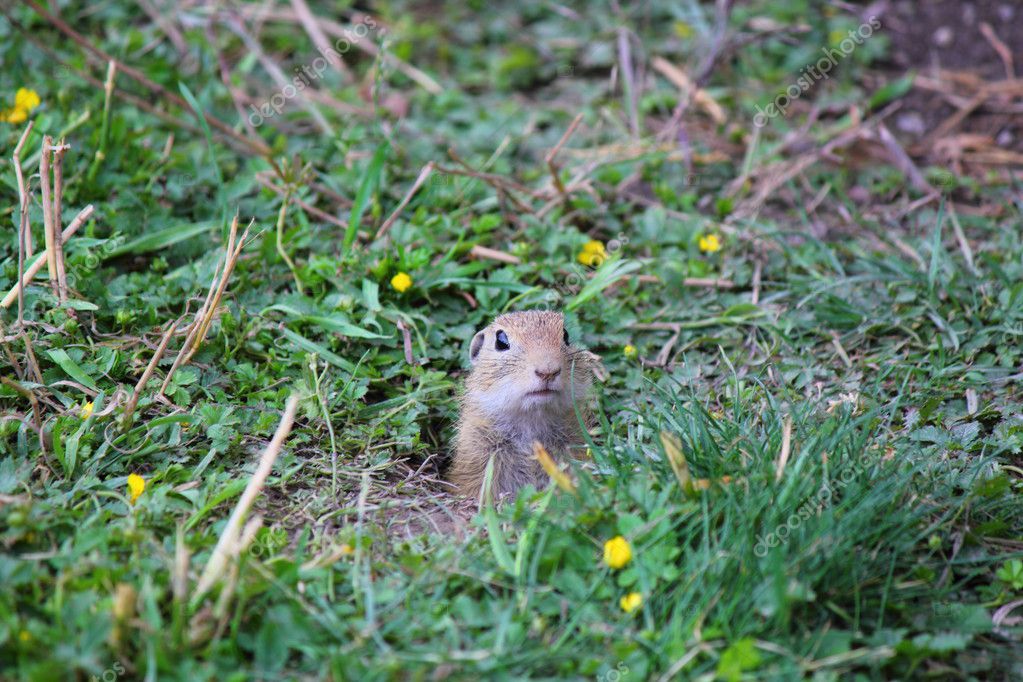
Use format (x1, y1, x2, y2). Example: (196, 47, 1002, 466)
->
(535, 366, 561, 382)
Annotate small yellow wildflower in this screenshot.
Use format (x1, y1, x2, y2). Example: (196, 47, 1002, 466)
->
(81, 401, 94, 419)
(619, 592, 643, 613)
(1, 107, 27, 124)
(698, 234, 722, 253)
(0, 87, 41, 124)
(14, 88, 41, 112)
(623, 344, 637, 359)
(603, 535, 632, 569)
(390, 272, 413, 293)
(673, 21, 694, 39)
(18, 630, 31, 643)
(577, 240, 607, 267)
(127, 474, 145, 505)
(339, 543, 354, 556)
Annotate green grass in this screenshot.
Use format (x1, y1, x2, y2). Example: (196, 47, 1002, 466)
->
(2, 1, 1022, 679)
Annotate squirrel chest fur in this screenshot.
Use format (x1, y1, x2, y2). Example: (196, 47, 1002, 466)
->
(447, 310, 598, 498)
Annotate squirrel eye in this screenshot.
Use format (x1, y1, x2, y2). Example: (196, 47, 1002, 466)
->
(563, 329, 570, 345)
(494, 330, 510, 351)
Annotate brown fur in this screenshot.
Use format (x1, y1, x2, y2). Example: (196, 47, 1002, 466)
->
(447, 311, 598, 499)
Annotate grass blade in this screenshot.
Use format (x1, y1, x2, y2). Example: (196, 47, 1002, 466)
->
(344, 142, 389, 255)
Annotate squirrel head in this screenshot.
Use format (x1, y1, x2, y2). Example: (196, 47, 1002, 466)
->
(464, 310, 595, 419)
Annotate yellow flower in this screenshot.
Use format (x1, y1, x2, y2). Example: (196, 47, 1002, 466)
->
(577, 240, 607, 267)
(0, 88, 41, 124)
(81, 401, 94, 419)
(603, 535, 632, 569)
(623, 344, 637, 359)
(0, 107, 27, 123)
(619, 592, 643, 613)
(390, 272, 413, 293)
(127, 474, 145, 505)
(673, 21, 694, 39)
(14, 88, 41, 112)
(698, 234, 722, 253)
(18, 630, 31, 643)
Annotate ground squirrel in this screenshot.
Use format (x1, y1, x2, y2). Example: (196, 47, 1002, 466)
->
(448, 310, 599, 499)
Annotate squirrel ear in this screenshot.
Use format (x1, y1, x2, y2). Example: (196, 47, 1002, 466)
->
(469, 331, 485, 364)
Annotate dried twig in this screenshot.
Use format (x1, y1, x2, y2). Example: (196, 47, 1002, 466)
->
(375, 162, 435, 240)
(920, 89, 989, 149)
(978, 22, 1015, 79)
(13, 121, 34, 325)
(729, 103, 901, 220)
(616, 27, 640, 137)
(876, 124, 933, 194)
(254, 174, 348, 229)
(682, 277, 734, 289)
(159, 216, 252, 395)
(751, 260, 763, 305)
(39, 136, 58, 298)
(187, 220, 250, 361)
(51, 139, 71, 299)
(221, 15, 334, 135)
(221, 5, 443, 94)
(20, 330, 44, 385)
(289, 0, 352, 79)
(654, 329, 680, 367)
(206, 22, 259, 142)
(652, 56, 726, 124)
(122, 318, 181, 427)
(0, 325, 24, 380)
(831, 331, 852, 368)
(2, 206, 94, 309)
(694, 0, 734, 86)
(544, 113, 584, 198)
(0, 376, 45, 453)
(947, 202, 979, 277)
(9, 25, 214, 148)
(20, 0, 269, 156)
(437, 156, 537, 214)
(992, 599, 1023, 637)
(469, 245, 521, 265)
(138, 0, 189, 59)
(396, 320, 414, 364)
(192, 394, 301, 604)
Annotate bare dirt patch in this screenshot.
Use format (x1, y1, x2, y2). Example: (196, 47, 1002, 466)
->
(878, 0, 1023, 159)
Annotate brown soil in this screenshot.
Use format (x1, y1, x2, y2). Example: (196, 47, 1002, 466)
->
(878, 0, 1023, 154)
